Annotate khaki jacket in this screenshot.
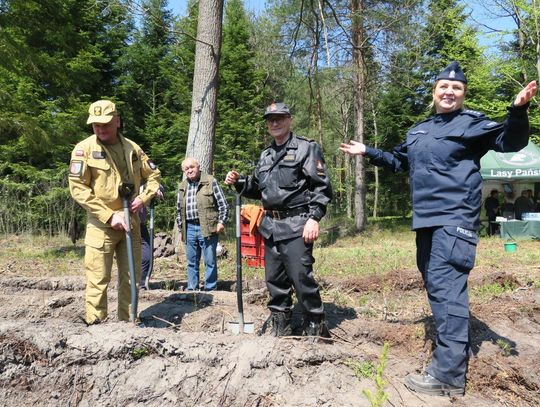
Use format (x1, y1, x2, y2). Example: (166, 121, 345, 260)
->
(68, 134, 161, 226)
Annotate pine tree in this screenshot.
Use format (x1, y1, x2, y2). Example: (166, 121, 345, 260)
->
(0, 0, 131, 233)
(214, 0, 268, 178)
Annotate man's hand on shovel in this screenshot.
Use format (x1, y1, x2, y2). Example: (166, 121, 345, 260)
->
(110, 213, 128, 232)
(130, 197, 144, 213)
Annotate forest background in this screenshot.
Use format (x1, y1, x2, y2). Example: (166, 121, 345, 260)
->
(1, 0, 539, 236)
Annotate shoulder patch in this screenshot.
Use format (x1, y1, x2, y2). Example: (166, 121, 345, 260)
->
(483, 121, 499, 128)
(75, 150, 84, 157)
(69, 160, 83, 177)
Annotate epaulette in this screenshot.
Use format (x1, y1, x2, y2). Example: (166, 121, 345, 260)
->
(412, 116, 433, 127)
(295, 135, 313, 142)
(461, 109, 484, 118)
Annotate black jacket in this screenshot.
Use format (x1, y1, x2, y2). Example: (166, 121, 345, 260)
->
(240, 133, 333, 241)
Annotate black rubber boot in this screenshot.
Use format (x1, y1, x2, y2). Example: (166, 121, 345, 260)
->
(405, 372, 465, 396)
(270, 311, 292, 337)
(302, 314, 330, 342)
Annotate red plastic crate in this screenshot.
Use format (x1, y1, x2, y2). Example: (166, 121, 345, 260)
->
(241, 233, 258, 245)
(244, 255, 265, 268)
(240, 215, 265, 268)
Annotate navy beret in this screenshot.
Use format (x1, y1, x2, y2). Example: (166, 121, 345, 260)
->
(435, 61, 467, 84)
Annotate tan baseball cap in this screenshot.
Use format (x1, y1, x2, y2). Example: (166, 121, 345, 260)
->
(86, 100, 118, 124)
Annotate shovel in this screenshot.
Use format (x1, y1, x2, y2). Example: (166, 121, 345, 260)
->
(144, 198, 155, 289)
(228, 179, 254, 334)
(119, 183, 138, 323)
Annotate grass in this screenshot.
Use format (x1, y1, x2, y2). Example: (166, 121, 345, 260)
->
(0, 234, 84, 276)
(362, 342, 390, 407)
(345, 343, 392, 407)
(1, 217, 539, 290)
(471, 281, 517, 301)
(496, 338, 513, 357)
(345, 359, 376, 379)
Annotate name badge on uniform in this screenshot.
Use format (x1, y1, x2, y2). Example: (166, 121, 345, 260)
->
(69, 160, 83, 177)
(284, 154, 296, 161)
(92, 151, 106, 159)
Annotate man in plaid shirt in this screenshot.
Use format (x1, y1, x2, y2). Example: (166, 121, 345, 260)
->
(176, 157, 229, 291)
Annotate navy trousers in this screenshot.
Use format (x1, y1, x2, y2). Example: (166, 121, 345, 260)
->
(140, 223, 151, 287)
(264, 235, 324, 317)
(416, 226, 477, 388)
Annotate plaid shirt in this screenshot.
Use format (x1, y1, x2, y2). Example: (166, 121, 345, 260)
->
(177, 178, 229, 227)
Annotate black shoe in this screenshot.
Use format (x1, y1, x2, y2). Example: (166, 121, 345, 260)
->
(269, 311, 292, 337)
(405, 373, 465, 396)
(302, 315, 331, 342)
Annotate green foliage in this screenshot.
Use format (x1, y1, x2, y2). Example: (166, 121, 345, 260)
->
(496, 338, 513, 357)
(214, 0, 269, 177)
(362, 342, 390, 407)
(0, 162, 81, 234)
(472, 281, 517, 300)
(0, 0, 539, 236)
(345, 359, 376, 379)
(131, 346, 150, 360)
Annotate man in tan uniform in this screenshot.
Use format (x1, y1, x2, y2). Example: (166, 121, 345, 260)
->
(69, 100, 161, 324)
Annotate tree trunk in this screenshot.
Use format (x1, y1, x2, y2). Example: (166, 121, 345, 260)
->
(371, 105, 379, 218)
(351, 0, 367, 232)
(307, 6, 324, 146)
(185, 0, 224, 174)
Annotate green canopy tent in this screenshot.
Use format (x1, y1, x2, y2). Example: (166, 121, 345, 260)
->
(480, 142, 540, 238)
(480, 141, 540, 180)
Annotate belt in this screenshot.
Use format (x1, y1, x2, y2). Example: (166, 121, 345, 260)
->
(187, 219, 200, 225)
(264, 207, 309, 220)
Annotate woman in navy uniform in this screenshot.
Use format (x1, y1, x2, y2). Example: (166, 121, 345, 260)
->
(340, 62, 537, 396)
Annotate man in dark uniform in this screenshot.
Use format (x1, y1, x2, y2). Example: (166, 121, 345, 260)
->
(484, 189, 500, 235)
(341, 63, 537, 396)
(225, 102, 333, 338)
(514, 189, 534, 220)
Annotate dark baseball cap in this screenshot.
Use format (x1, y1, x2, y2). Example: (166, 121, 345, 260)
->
(263, 102, 291, 118)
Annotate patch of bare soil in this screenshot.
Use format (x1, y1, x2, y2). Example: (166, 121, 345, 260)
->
(0, 265, 539, 407)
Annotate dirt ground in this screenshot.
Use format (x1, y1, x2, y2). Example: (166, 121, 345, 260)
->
(0, 259, 539, 406)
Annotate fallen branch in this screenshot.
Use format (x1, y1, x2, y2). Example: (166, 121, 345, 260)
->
(152, 315, 180, 330)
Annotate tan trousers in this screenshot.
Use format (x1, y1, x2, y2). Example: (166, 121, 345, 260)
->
(84, 219, 141, 323)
